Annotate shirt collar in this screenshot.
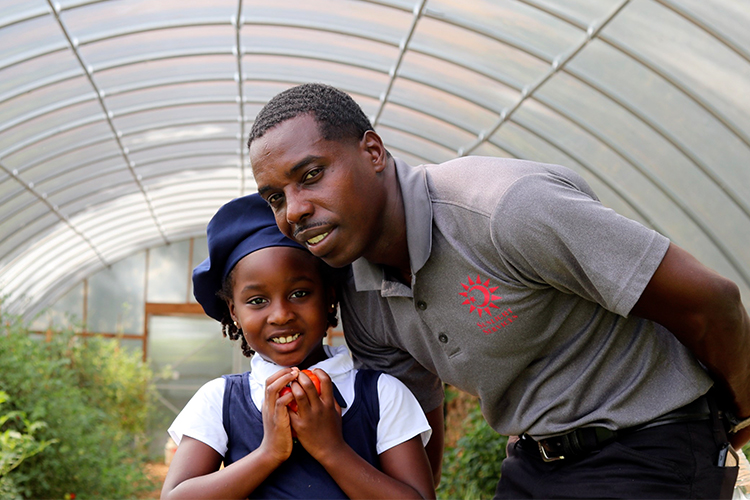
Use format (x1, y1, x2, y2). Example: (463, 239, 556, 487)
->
(351, 157, 433, 292)
(250, 344, 352, 383)
(249, 345, 353, 410)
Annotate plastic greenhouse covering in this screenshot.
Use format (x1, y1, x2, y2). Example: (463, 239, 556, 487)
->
(0, 0, 749, 317)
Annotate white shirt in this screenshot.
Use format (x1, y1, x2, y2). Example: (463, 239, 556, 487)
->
(168, 345, 431, 456)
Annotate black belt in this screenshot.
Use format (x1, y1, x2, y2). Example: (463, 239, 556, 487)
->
(524, 396, 711, 462)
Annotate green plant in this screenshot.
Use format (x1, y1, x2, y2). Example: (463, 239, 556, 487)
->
(438, 388, 507, 500)
(0, 310, 158, 499)
(0, 391, 57, 500)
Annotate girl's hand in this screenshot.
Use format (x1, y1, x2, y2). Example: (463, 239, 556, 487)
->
(259, 367, 299, 464)
(287, 368, 344, 461)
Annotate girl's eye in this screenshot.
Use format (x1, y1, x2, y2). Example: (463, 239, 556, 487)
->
(290, 290, 310, 299)
(248, 297, 267, 306)
(266, 193, 282, 206)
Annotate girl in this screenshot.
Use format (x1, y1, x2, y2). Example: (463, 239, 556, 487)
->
(161, 193, 435, 500)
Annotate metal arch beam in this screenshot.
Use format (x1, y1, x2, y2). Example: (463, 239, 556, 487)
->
(1, 11, 498, 111)
(69, 192, 222, 234)
(0, 5, 50, 30)
(1, 6, 423, 84)
(561, 65, 750, 223)
(45, 0, 169, 245)
(489, 120, 669, 237)
(653, 0, 750, 66)
(0, 112, 237, 163)
(5, 225, 161, 308)
(381, 0, 750, 225)
(0, 95, 241, 206)
(372, 0, 426, 127)
(0, 68, 84, 107)
(503, 116, 750, 289)
(592, 35, 750, 210)
(233, 0, 248, 195)
(126, 155, 237, 181)
(528, 86, 750, 272)
(126, 133, 239, 155)
(2, 90, 242, 138)
(0, 40, 68, 73)
(4, 34, 745, 244)
(2, 2, 748, 250)
(374, 122, 457, 165)
(0, 160, 109, 266)
(0, 157, 237, 260)
(44, 160, 238, 209)
(407, 0, 750, 231)
(2, 55, 725, 245)
(351, 6, 750, 287)
(21, 134, 237, 189)
(515, 0, 750, 220)
(8, 133, 115, 177)
(0, 149, 126, 226)
(52, 161, 239, 210)
(0, 92, 100, 135)
(458, 0, 631, 156)
(0, 224, 104, 301)
(4, 129, 235, 199)
(1, 90, 450, 219)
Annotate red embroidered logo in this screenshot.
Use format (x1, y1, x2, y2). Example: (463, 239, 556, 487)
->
(460, 274, 519, 335)
(459, 275, 501, 317)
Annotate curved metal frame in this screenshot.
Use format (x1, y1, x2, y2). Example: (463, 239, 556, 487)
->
(0, 0, 748, 315)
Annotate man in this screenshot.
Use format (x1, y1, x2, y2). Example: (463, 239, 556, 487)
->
(248, 83, 750, 498)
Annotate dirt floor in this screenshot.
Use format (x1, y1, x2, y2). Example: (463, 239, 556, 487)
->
(140, 462, 169, 499)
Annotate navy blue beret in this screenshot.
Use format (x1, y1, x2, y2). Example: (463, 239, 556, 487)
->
(192, 192, 305, 322)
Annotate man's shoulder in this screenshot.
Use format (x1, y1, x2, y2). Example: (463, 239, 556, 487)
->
(425, 155, 569, 176)
(420, 156, 579, 214)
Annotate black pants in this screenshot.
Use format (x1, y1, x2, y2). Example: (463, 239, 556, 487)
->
(495, 419, 738, 499)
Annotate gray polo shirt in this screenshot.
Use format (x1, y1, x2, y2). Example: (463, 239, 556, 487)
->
(340, 156, 713, 439)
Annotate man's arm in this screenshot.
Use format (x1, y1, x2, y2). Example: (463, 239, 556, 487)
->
(630, 243, 750, 447)
(424, 404, 444, 487)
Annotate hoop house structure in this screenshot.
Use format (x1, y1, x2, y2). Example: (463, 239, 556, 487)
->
(1, 0, 749, 318)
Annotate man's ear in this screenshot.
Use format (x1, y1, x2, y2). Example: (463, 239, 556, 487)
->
(361, 130, 387, 173)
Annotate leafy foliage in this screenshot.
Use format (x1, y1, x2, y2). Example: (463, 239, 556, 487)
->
(0, 310, 158, 499)
(438, 387, 507, 500)
(0, 391, 57, 500)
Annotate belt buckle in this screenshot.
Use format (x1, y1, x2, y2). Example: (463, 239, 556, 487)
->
(538, 440, 565, 462)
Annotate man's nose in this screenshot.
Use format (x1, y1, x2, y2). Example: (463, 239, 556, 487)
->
(285, 191, 312, 225)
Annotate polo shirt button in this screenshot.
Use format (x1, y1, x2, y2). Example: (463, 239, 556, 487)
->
(438, 333, 448, 344)
(416, 301, 427, 310)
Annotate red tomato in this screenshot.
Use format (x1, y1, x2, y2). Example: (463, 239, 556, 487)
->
(279, 385, 294, 409)
(301, 369, 321, 395)
(280, 370, 321, 413)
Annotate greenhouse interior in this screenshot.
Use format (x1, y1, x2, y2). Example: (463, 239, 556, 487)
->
(1, 0, 749, 498)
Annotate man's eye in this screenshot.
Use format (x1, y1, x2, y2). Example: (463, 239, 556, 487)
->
(302, 168, 322, 182)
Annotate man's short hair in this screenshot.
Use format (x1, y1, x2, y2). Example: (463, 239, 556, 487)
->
(247, 83, 373, 147)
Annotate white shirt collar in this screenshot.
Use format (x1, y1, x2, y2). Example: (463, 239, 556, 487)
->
(248, 345, 355, 412)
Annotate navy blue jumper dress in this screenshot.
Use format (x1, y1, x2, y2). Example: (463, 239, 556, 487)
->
(222, 369, 382, 499)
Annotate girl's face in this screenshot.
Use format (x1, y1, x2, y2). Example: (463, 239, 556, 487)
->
(228, 246, 332, 369)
